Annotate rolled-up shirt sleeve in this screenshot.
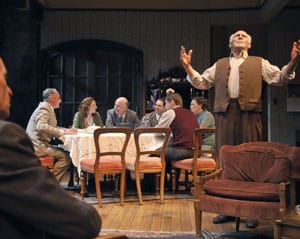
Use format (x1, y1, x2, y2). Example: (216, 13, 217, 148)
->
(156, 110, 175, 128)
(186, 64, 216, 90)
(262, 58, 295, 86)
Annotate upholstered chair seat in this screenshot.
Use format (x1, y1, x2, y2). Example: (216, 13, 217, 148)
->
(171, 128, 217, 193)
(38, 155, 54, 170)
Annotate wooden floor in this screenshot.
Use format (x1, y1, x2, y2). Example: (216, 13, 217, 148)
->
(64, 173, 274, 237)
(92, 197, 274, 236)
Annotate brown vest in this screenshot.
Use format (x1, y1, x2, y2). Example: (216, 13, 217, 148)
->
(214, 56, 262, 112)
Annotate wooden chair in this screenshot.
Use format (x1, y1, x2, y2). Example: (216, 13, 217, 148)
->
(126, 127, 171, 205)
(38, 155, 54, 172)
(193, 142, 300, 236)
(80, 127, 131, 207)
(171, 128, 217, 193)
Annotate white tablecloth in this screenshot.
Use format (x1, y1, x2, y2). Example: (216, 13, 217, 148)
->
(64, 132, 163, 174)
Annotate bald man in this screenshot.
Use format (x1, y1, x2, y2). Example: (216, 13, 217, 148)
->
(105, 97, 140, 130)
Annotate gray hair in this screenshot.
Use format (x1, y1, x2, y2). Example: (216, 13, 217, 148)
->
(42, 88, 57, 101)
(229, 30, 252, 49)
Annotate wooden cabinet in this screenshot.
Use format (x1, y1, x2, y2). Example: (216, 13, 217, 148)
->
(146, 79, 209, 111)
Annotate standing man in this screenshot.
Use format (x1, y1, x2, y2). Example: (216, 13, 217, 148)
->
(26, 88, 76, 183)
(106, 96, 140, 130)
(140, 98, 166, 127)
(180, 30, 300, 228)
(0, 57, 101, 238)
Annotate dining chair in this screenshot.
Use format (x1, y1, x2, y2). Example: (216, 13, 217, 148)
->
(126, 127, 171, 205)
(171, 128, 217, 193)
(38, 155, 54, 172)
(80, 127, 131, 207)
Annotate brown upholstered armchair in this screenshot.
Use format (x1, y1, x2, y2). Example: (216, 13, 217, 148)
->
(194, 141, 300, 236)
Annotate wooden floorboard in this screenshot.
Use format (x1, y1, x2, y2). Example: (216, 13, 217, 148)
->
(93, 198, 274, 235)
(64, 173, 274, 237)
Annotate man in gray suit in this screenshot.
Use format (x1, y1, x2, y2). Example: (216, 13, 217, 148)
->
(26, 88, 76, 182)
(106, 96, 140, 130)
(0, 57, 101, 238)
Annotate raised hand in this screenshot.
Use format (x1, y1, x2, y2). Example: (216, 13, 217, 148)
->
(180, 45, 193, 69)
(291, 39, 300, 60)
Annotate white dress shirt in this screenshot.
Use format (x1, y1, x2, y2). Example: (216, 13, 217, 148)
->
(186, 51, 295, 98)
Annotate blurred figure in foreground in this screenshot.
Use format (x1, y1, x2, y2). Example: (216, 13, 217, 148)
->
(0, 57, 101, 238)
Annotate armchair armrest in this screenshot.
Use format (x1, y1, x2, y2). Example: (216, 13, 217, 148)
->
(194, 169, 223, 197)
(279, 181, 291, 213)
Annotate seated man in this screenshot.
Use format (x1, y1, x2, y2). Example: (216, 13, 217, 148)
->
(140, 98, 166, 127)
(156, 93, 199, 171)
(105, 96, 140, 130)
(0, 57, 101, 238)
(26, 88, 76, 183)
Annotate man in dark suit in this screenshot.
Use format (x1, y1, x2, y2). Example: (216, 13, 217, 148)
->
(0, 57, 101, 238)
(105, 96, 140, 130)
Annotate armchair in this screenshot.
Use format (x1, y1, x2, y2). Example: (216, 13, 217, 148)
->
(194, 141, 300, 235)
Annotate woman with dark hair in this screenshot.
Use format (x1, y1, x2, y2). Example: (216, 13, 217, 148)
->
(190, 96, 215, 149)
(72, 97, 104, 129)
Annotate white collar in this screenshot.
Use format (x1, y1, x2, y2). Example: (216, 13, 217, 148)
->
(230, 51, 248, 59)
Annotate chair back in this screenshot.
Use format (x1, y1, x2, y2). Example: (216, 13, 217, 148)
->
(192, 128, 217, 178)
(133, 127, 171, 167)
(93, 127, 131, 171)
(220, 143, 291, 183)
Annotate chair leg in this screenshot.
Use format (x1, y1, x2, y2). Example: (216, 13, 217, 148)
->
(155, 173, 160, 194)
(74, 167, 79, 186)
(235, 217, 240, 232)
(171, 168, 180, 193)
(135, 171, 143, 205)
(68, 163, 75, 187)
(80, 171, 86, 200)
(115, 174, 120, 193)
(159, 171, 165, 204)
(94, 173, 102, 207)
(185, 170, 192, 191)
(171, 168, 176, 194)
(194, 200, 202, 236)
(119, 171, 125, 206)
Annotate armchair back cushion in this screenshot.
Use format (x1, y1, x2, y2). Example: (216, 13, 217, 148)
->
(220, 145, 291, 183)
(203, 143, 291, 202)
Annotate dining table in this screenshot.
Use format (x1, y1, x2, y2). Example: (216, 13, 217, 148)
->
(63, 129, 164, 175)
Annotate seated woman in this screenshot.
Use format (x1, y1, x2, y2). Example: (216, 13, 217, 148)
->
(72, 97, 104, 129)
(190, 96, 215, 150)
